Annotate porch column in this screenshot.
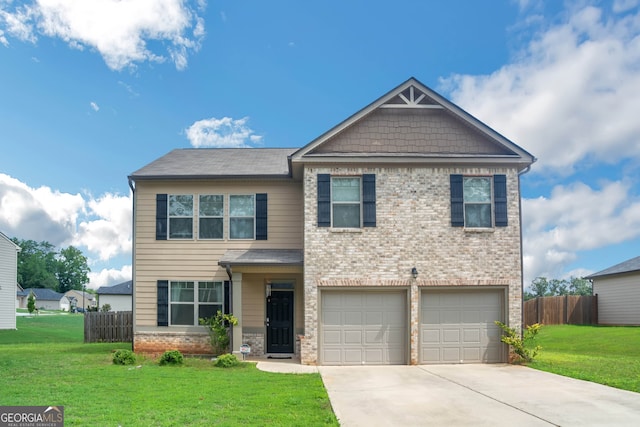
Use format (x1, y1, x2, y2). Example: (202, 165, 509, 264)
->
(231, 271, 243, 355)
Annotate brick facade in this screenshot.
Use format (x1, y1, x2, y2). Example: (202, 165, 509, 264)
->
(134, 331, 212, 356)
(301, 165, 523, 365)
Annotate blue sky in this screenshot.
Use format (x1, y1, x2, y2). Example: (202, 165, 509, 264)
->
(1, 0, 639, 289)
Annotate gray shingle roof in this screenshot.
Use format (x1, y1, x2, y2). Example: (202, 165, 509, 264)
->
(23, 288, 64, 301)
(97, 280, 132, 295)
(587, 256, 640, 279)
(218, 249, 303, 266)
(129, 148, 297, 180)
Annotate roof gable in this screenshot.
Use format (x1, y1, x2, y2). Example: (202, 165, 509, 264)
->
(97, 280, 133, 295)
(587, 256, 640, 279)
(291, 77, 535, 169)
(24, 288, 64, 301)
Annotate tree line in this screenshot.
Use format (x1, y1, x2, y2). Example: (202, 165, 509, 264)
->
(11, 238, 90, 294)
(524, 276, 592, 301)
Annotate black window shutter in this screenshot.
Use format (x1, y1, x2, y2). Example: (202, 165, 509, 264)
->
(363, 174, 376, 227)
(256, 193, 268, 240)
(317, 174, 331, 227)
(450, 175, 464, 227)
(224, 281, 231, 314)
(156, 194, 168, 240)
(157, 280, 168, 327)
(494, 174, 508, 227)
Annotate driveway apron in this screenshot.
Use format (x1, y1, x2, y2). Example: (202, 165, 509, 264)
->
(319, 364, 640, 427)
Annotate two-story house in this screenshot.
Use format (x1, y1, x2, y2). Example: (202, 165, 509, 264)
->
(129, 77, 535, 365)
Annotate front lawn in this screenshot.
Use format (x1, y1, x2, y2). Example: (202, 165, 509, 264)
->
(0, 315, 338, 426)
(528, 324, 640, 393)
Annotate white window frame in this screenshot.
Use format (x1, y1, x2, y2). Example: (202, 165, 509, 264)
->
(463, 176, 493, 228)
(198, 194, 224, 240)
(169, 281, 224, 326)
(229, 194, 255, 239)
(168, 194, 194, 239)
(331, 176, 362, 228)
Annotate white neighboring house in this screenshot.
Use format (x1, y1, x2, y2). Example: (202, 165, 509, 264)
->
(97, 280, 132, 312)
(23, 288, 71, 311)
(587, 255, 640, 326)
(0, 231, 20, 329)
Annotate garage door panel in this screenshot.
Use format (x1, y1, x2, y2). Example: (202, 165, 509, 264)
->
(420, 289, 505, 364)
(323, 330, 341, 344)
(321, 291, 407, 365)
(323, 311, 342, 326)
(344, 311, 363, 325)
(344, 330, 363, 344)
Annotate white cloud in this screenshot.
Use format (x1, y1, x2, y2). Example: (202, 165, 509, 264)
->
(613, 0, 639, 13)
(90, 101, 99, 112)
(87, 264, 131, 290)
(75, 192, 132, 261)
(0, 0, 206, 71)
(186, 116, 263, 148)
(522, 180, 640, 284)
(0, 173, 132, 264)
(441, 4, 640, 174)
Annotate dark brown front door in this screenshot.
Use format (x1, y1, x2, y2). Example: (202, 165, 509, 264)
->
(266, 290, 294, 353)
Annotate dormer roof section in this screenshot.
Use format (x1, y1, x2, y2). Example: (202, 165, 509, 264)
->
(290, 77, 536, 171)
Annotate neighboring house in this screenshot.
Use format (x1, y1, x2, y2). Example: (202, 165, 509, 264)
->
(23, 288, 70, 311)
(587, 256, 640, 326)
(0, 231, 21, 329)
(97, 280, 133, 312)
(16, 284, 26, 309)
(129, 78, 535, 365)
(64, 290, 97, 311)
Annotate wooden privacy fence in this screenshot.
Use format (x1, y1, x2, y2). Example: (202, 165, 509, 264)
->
(84, 311, 133, 343)
(524, 295, 597, 326)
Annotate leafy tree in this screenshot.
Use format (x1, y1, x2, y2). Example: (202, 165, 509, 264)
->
(525, 276, 593, 300)
(56, 246, 90, 293)
(27, 291, 36, 315)
(13, 239, 58, 289)
(11, 238, 91, 293)
(569, 277, 592, 296)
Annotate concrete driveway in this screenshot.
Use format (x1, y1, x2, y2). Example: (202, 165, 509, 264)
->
(319, 364, 640, 426)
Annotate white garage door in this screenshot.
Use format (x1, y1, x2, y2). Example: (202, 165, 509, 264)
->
(421, 289, 504, 364)
(321, 290, 406, 365)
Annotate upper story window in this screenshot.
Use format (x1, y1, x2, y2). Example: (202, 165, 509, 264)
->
(168, 195, 193, 239)
(156, 193, 267, 241)
(451, 174, 507, 228)
(169, 281, 223, 326)
(199, 195, 223, 239)
(332, 177, 361, 228)
(229, 195, 255, 239)
(463, 177, 492, 228)
(317, 173, 376, 228)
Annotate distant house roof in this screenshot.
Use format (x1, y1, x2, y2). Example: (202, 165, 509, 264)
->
(97, 280, 132, 295)
(128, 148, 297, 181)
(587, 256, 640, 279)
(23, 288, 65, 301)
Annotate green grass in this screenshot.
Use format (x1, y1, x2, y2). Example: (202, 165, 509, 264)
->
(0, 315, 338, 426)
(528, 325, 640, 393)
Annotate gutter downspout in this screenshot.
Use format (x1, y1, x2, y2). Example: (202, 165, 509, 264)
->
(224, 264, 233, 353)
(517, 162, 534, 335)
(128, 177, 136, 352)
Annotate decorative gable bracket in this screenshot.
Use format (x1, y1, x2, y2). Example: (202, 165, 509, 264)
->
(380, 85, 444, 109)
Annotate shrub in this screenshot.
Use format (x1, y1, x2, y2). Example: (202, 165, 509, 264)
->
(495, 321, 542, 363)
(159, 350, 184, 366)
(100, 304, 111, 312)
(200, 311, 238, 355)
(113, 349, 136, 365)
(214, 353, 240, 368)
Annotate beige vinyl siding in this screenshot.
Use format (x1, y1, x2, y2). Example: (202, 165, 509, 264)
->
(594, 272, 640, 325)
(133, 179, 303, 327)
